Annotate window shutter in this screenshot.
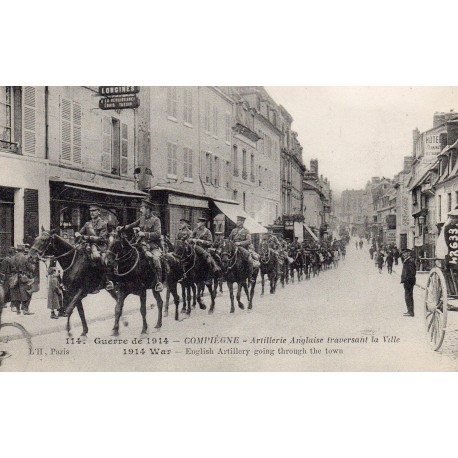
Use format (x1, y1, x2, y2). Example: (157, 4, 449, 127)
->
(121, 123, 128, 175)
(61, 97, 72, 161)
(23, 189, 39, 246)
(183, 148, 188, 178)
(173, 144, 177, 175)
(73, 102, 82, 163)
(23, 86, 36, 156)
(167, 143, 172, 175)
(101, 116, 112, 172)
(188, 149, 192, 178)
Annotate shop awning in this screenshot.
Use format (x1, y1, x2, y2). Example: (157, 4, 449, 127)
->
(214, 201, 267, 234)
(50, 176, 147, 198)
(303, 223, 318, 241)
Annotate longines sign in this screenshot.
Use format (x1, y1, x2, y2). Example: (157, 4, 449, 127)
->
(99, 86, 140, 96)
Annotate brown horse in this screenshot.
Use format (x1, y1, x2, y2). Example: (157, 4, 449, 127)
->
(105, 231, 172, 335)
(29, 229, 115, 337)
(259, 243, 278, 295)
(219, 240, 258, 313)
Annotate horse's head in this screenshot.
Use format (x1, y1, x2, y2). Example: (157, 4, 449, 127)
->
(29, 229, 58, 260)
(219, 239, 236, 271)
(105, 230, 126, 267)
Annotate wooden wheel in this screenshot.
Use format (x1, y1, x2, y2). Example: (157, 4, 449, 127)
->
(424, 267, 448, 351)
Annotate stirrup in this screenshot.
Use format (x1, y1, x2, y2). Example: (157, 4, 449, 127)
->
(155, 282, 164, 292)
(106, 281, 114, 291)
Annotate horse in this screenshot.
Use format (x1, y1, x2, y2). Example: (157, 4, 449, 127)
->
(105, 231, 171, 335)
(219, 240, 258, 313)
(173, 240, 216, 314)
(259, 243, 278, 295)
(278, 252, 289, 288)
(289, 248, 304, 283)
(29, 229, 115, 337)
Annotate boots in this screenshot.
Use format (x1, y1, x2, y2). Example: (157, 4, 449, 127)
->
(154, 265, 164, 292)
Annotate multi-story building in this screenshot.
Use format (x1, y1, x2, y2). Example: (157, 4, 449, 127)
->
(302, 159, 332, 242)
(338, 189, 365, 236)
(0, 86, 146, 296)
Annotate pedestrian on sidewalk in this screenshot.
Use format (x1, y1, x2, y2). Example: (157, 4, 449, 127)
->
(47, 261, 63, 319)
(377, 251, 385, 273)
(369, 246, 374, 260)
(355, 240, 358, 250)
(393, 247, 400, 265)
(386, 251, 394, 274)
(400, 249, 416, 317)
(9, 245, 35, 316)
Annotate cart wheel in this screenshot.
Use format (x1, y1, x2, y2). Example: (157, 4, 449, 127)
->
(424, 267, 448, 351)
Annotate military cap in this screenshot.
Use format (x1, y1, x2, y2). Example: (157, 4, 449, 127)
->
(180, 218, 191, 225)
(89, 203, 101, 211)
(141, 197, 155, 208)
(197, 217, 207, 222)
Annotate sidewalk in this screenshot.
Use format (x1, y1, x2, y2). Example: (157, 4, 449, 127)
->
(1, 289, 155, 338)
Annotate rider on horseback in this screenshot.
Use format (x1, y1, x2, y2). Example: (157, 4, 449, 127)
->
(117, 197, 164, 292)
(228, 216, 260, 282)
(176, 218, 192, 242)
(191, 217, 221, 275)
(74, 203, 108, 262)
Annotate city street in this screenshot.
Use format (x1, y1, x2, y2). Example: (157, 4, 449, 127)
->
(2, 240, 458, 371)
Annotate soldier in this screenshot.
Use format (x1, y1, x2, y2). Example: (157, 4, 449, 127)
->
(191, 217, 221, 274)
(176, 218, 192, 242)
(212, 231, 225, 250)
(0, 247, 15, 309)
(400, 249, 416, 317)
(9, 245, 35, 315)
(74, 203, 108, 262)
(290, 236, 301, 251)
(119, 197, 164, 292)
(228, 216, 260, 281)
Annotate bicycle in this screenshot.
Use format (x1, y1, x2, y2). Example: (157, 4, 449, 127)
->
(0, 285, 33, 370)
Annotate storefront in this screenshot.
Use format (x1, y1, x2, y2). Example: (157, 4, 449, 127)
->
(0, 186, 15, 258)
(50, 178, 146, 243)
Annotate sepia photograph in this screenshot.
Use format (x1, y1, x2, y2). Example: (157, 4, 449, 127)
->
(1, 85, 458, 371)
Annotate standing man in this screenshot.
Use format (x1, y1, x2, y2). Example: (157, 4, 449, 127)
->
(9, 245, 35, 315)
(75, 203, 108, 262)
(121, 198, 164, 292)
(369, 245, 374, 260)
(386, 250, 394, 274)
(191, 217, 221, 274)
(377, 250, 384, 273)
(0, 247, 15, 308)
(400, 249, 416, 317)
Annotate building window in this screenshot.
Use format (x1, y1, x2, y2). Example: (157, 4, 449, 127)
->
(233, 145, 238, 176)
(225, 161, 230, 188)
(204, 100, 210, 132)
(243, 192, 246, 211)
(183, 147, 193, 179)
(212, 106, 218, 137)
(167, 87, 177, 119)
(214, 156, 220, 186)
(204, 152, 212, 184)
(167, 142, 178, 177)
(233, 190, 238, 202)
(258, 165, 262, 187)
(448, 193, 452, 213)
(61, 97, 82, 164)
(242, 149, 247, 178)
(250, 153, 255, 182)
(0, 87, 12, 144)
(225, 112, 231, 143)
(183, 87, 192, 125)
(438, 195, 442, 222)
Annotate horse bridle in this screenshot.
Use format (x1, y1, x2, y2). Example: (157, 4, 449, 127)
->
(106, 234, 140, 276)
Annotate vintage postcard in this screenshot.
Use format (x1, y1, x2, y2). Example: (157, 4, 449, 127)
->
(1, 86, 458, 371)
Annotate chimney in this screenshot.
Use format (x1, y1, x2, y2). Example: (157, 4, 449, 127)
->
(310, 159, 318, 175)
(433, 112, 446, 128)
(403, 156, 413, 173)
(412, 128, 420, 154)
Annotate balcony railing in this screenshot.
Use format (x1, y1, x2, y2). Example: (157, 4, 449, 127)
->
(0, 140, 20, 154)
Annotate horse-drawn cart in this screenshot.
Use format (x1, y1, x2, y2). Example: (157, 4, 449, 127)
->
(423, 258, 458, 351)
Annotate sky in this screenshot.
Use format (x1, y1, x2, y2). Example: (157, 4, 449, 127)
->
(265, 87, 458, 197)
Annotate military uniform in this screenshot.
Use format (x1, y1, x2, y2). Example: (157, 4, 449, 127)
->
(191, 220, 220, 274)
(401, 252, 416, 316)
(77, 211, 109, 262)
(9, 249, 35, 315)
(229, 224, 260, 277)
(176, 226, 193, 242)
